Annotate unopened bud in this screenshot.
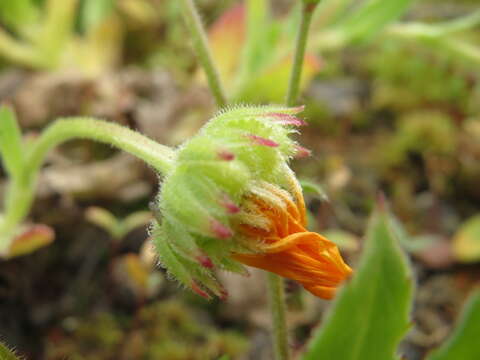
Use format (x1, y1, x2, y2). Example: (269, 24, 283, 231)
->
(151, 105, 318, 298)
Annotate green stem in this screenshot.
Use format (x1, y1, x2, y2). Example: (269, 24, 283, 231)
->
(27, 118, 174, 175)
(286, 3, 318, 106)
(0, 118, 175, 255)
(267, 273, 290, 360)
(265, 4, 320, 359)
(180, 0, 227, 107)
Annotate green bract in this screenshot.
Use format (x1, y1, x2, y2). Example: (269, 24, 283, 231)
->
(151, 105, 307, 298)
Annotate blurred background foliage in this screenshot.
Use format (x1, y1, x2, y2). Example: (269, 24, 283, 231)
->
(0, 0, 479, 359)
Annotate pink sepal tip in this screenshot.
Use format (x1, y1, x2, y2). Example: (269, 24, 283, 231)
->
(210, 219, 233, 239)
(191, 282, 211, 299)
(219, 288, 229, 301)
(264, 113, 307, 127)
(246, 134, 279, 147)
(289, 105, 305, 114)
(196, 254, 214, 268)
(217, 149, 235, 161)
(220, 195, 240, 214)
(294, 145, 312, 158)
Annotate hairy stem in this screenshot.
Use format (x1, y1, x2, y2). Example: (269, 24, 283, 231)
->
(267, 273, 290, 360)
(180, 0, 227, 107)
(267, 4, 320, 358)
(0, 118, 175, 254)
(27, 118, 174, 175)
(286, 3, 318, 106)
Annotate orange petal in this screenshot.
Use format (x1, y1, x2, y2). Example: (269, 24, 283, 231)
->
(233, 232, 352, 299)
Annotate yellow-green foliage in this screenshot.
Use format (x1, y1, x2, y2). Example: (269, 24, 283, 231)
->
(369, 41, 478, 113)
(380, 110, 457, 167)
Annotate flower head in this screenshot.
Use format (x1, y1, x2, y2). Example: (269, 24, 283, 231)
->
(151, 105, 351, 299)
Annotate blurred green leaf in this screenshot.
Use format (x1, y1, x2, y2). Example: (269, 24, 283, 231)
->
(85, 206, 119, 238)
(0, 0, 38, 30)
(335, 0, 413, 43)
(388, 214, 435, 253)
(123, 211, 152, 235)
(453, 215, 480, 263)
(427, 290, 480, 360)
(38, 0, 78, 66)
(301, 208, 413, 360)
(300, 179, 329, 201)
(85, 207, 151, 241)
(0, 341, 21, 360)
(322, 229, 359, 251)
(0, 106, 25, 177)
(238, 0, 270, 78)
(80, 0, 115, 32)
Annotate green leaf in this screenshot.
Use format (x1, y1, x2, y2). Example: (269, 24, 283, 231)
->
(0, 341, 21, 360)
(0, 106, 25, 177)
(426, 290, 480, 360)
(301, 208, 413, 360)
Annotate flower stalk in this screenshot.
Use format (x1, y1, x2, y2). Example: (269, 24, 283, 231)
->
(180, 0, 228, 107)
(267, 273, 290, 360)
(0, 115, 174, 255)
(286, 2, 319, 106)
(267, 3, 320, 359)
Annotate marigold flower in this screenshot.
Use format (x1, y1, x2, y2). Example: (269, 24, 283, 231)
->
(232, 181, 352, 299)
(151, 105, 352, 299)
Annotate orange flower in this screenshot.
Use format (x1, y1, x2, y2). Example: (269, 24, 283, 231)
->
(232, 182, 352, 299)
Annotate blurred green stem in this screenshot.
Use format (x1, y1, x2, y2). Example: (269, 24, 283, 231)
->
(386, 22, 480, 65)
(286, 3, 318, 106)
(0, 118, 174, 255)
(268, 3, 321, 358)
(180, 0, 227, 107)
(267, 273, 290, 360)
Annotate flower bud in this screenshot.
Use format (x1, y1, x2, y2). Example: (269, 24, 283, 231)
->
(151, 105, 351, 299)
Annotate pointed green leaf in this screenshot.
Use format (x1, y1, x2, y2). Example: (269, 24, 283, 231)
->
(426, 290, 480, 360)
(0, 106, 25, 177)
(0, 341, 21, 360)
(301, 209, 413, 360)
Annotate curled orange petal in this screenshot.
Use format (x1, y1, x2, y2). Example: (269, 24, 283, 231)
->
(232, 184, 352, 299)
